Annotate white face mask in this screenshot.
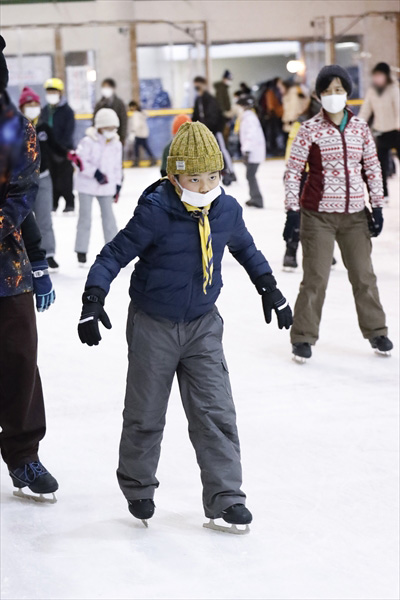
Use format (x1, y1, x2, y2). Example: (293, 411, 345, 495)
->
(46, 93, 60, 106)
(321, 93, 347, 114)
(102, 129, 117, 140)
(175, 179, 221, 208)
(101, 87, 114, 99)
(24, 106, 41, 121)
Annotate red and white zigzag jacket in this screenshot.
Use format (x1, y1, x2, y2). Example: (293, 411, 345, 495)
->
(284, 108, 384, 213)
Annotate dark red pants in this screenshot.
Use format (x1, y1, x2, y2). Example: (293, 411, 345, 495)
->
(0, 292, 46, 469)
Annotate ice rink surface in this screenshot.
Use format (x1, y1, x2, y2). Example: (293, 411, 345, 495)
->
(1, 160, 399, 600)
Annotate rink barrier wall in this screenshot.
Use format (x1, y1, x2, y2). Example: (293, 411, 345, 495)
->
(74, 102, 363, 166)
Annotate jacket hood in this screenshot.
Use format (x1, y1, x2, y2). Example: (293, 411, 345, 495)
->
(84, 125, 120, 143)
(140, 178, 228, 220)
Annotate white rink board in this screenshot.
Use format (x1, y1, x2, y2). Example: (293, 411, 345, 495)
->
(1, 160, 399, 600)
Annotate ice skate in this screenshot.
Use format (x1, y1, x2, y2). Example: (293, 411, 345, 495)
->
(47, 257, 59, 272)
(128, 499, 155, 527)
(292, 342, 312, 363)
(369, 335, 393, 357)
(283, 241, 298, 272)
(203, 504, 252, 535)
(77, 252, 87, 268)
(10, 461, 58, 504)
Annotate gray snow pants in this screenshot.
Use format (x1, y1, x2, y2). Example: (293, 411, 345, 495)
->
(117, 303, 246, 519)
(246, 163, 264, 207)
(75, 192, 118, 254)
(34, 171, 56, 257)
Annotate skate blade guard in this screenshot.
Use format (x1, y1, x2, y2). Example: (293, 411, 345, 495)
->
(292, 355, 308, 364)
(13, 489, 57, 504)
(203, 519, 250, 535)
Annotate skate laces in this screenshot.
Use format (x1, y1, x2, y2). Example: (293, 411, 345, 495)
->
(25, 461, 48, 482)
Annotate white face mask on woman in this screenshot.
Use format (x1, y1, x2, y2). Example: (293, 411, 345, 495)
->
(321, 93, 347, 114)
(24, 106, 41, 121)
(101, 129, 117, 140)
(101, 87, 114, 99)
(175, 179, 222, 208)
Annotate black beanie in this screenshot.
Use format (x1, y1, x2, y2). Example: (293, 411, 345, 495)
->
(372, 62, 390, 76)
(0, 35, 9, 93)
(315, 65, 352, 98)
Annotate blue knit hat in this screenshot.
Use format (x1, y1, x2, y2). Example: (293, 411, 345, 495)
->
(315, 65, 352, 98)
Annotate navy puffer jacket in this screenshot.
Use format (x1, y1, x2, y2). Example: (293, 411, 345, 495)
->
(86, 179, 271, 322)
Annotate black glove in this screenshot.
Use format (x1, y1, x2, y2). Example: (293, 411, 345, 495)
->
(78, 287, 111, 346)
(283, 210, 300, 243)
(256, 273, 293, 330)
(94, 169, 108, 185)
(368, 207, 383, 237)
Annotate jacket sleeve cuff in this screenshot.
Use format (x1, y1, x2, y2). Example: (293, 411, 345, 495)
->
(255, 273, 277, 295)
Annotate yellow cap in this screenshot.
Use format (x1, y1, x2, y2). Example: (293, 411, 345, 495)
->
(44, 78, 64, 92)
(167, 121, 224, 175)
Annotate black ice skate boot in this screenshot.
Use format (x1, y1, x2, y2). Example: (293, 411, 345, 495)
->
(283, 241, 298, 271)
(203, 504, 252, 535)
(77, 252, 87, 266)
(128, 499, 155, 527)
(292, 342, 312, 363)
(9, 461, 58, 503)
(47, 257, 59, 271)
(369, 336, 393, 356)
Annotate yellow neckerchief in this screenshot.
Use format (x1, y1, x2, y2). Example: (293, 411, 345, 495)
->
(168, 178, 214, 295)
(183, 202, 213, 294)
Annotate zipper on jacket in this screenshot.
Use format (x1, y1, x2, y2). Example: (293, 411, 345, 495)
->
(340, 130, 350, 213)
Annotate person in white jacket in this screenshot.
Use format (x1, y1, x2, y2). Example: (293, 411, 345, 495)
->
(74, 108, 122, 265)
(128, 101, 156, 167)
(237, 96, 266, 208)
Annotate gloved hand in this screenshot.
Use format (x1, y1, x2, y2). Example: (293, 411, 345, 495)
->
(283, 210, 300, 243)
(114, 184, 122, 203)
(256, 273, 293, 330)
(368, 207, 384, 237)
(242, 151, 250, 165)
(67, 150, 83, 171)
(94, 169, 108, 185)
(78, 287, 111, 346)
(31, 261, 56, 312)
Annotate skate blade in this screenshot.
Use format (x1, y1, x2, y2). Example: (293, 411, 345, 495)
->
(292, 354, 308, 364)
(282, 266, 297, 273)
(141, 519, 149, 528)
(374, 350, 392, 357)
(203, 519, 250, 535)
(13, 489, 57, 504)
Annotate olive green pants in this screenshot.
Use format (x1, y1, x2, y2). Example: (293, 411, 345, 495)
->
(291, 209, 388, 345)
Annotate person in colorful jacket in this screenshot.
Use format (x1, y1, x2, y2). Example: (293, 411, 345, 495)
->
(0, 35, 58, 500)
(77, 122, 292, 531)
(284, 64, 392, 361)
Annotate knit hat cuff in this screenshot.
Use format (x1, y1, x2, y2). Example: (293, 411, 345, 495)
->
(166, 152, 224, 175)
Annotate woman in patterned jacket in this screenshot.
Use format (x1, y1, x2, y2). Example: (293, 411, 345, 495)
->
(283, 64, 392, 361)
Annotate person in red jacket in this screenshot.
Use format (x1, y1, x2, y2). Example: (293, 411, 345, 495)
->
(284, 64, 392, 362)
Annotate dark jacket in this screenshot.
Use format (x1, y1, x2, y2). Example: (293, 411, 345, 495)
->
(86, 179, 271, 322)
(36, 121, 67, 173)
(214, 81, 231, 114)
(193, 92, 224, 134)
(93, 94, 128, 144)
(40, 97, 75, 151)
(21, 211, 46, 263)
(0, 92, 40, 297)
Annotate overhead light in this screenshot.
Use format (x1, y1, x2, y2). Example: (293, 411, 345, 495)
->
(286, 60, 305, 74)
(87, 69, 97, 82)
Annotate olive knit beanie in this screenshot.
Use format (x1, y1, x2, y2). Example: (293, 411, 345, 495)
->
(167, 121, 224, 175)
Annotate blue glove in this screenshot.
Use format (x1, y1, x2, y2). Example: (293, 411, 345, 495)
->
(31, 261, 56, 312)
(94, 169, 108, 185)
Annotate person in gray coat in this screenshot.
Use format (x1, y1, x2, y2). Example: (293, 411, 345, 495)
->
(93, 78, 128, 146)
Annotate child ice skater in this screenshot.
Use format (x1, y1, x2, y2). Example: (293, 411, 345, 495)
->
(237, 95, 266, 208)
(78, 122, 292, 532)
(74, 108, 122, 265)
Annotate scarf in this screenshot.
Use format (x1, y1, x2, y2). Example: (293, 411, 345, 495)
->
(183, 202, 213, 294)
